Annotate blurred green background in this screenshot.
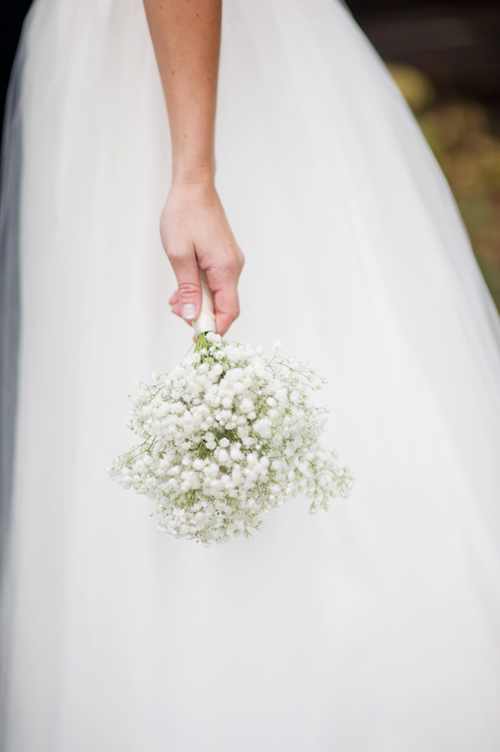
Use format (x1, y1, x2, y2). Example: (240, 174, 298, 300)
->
(351, 0, 500, 309)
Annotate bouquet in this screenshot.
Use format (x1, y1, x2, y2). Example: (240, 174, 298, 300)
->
(108, 271, 354, 546)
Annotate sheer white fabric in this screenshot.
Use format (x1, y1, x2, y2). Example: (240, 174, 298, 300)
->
(2, 0, 500, 749)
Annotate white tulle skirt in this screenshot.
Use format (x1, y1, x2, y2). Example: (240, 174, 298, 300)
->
(2, 0, 500, 749)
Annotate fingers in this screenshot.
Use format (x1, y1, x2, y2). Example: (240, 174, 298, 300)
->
(169, 251, 244, 336)
(169, 279, 240, 335)
(169, 289, 181, 318)
(165, 246, 201, 324)
(213, 284, 240, 336)
(206, 257, 243, 336)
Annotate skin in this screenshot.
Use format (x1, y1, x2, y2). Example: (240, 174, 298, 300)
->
(143, 0, 245, 338)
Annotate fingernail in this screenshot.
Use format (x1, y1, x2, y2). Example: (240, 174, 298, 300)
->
(182, 303, 196, 320)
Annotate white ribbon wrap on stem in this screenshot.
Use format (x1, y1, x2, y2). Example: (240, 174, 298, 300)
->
(192, 269, 216, 336)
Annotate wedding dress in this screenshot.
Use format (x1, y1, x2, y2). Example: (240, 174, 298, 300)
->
(1, 0, 500, 749)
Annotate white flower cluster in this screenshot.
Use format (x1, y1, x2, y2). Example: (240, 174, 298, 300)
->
(108, 333, 354, 546)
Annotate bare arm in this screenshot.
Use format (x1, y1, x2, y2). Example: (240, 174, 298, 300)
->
(144, 0, 244, 336)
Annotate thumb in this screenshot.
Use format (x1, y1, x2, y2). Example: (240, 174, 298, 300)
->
(169, 249, 202, 323)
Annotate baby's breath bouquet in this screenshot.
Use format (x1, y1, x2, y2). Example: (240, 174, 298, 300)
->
(108, 272, 354, 546)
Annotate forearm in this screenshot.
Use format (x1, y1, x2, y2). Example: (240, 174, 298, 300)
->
(144, 0, 243, 336)
(143, 0, 221, 186)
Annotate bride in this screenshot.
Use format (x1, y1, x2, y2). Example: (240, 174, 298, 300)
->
(1, 0, 500, 750)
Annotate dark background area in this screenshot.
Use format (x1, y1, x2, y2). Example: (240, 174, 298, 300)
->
(351, 0, 500, 130)
(2, 0, 500, 304)
(1, 2, 32, 134)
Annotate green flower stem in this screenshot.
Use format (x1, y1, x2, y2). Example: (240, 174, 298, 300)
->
(194, 331, 211, 354)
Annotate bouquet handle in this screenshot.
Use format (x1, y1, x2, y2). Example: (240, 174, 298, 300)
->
(193, 269, 216, 336)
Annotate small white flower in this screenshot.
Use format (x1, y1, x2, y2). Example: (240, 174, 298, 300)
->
(239, 398, 254, 414)
(217, 448, 230, 464)
(253, 417, 272, 439)
(230, 445, 243, 461)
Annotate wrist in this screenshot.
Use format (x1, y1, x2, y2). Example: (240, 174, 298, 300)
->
(169, 172, 219, 205)
(171, 162, 215, 189)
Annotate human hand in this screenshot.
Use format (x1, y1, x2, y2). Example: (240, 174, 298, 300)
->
(161, 182, 245, 338)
